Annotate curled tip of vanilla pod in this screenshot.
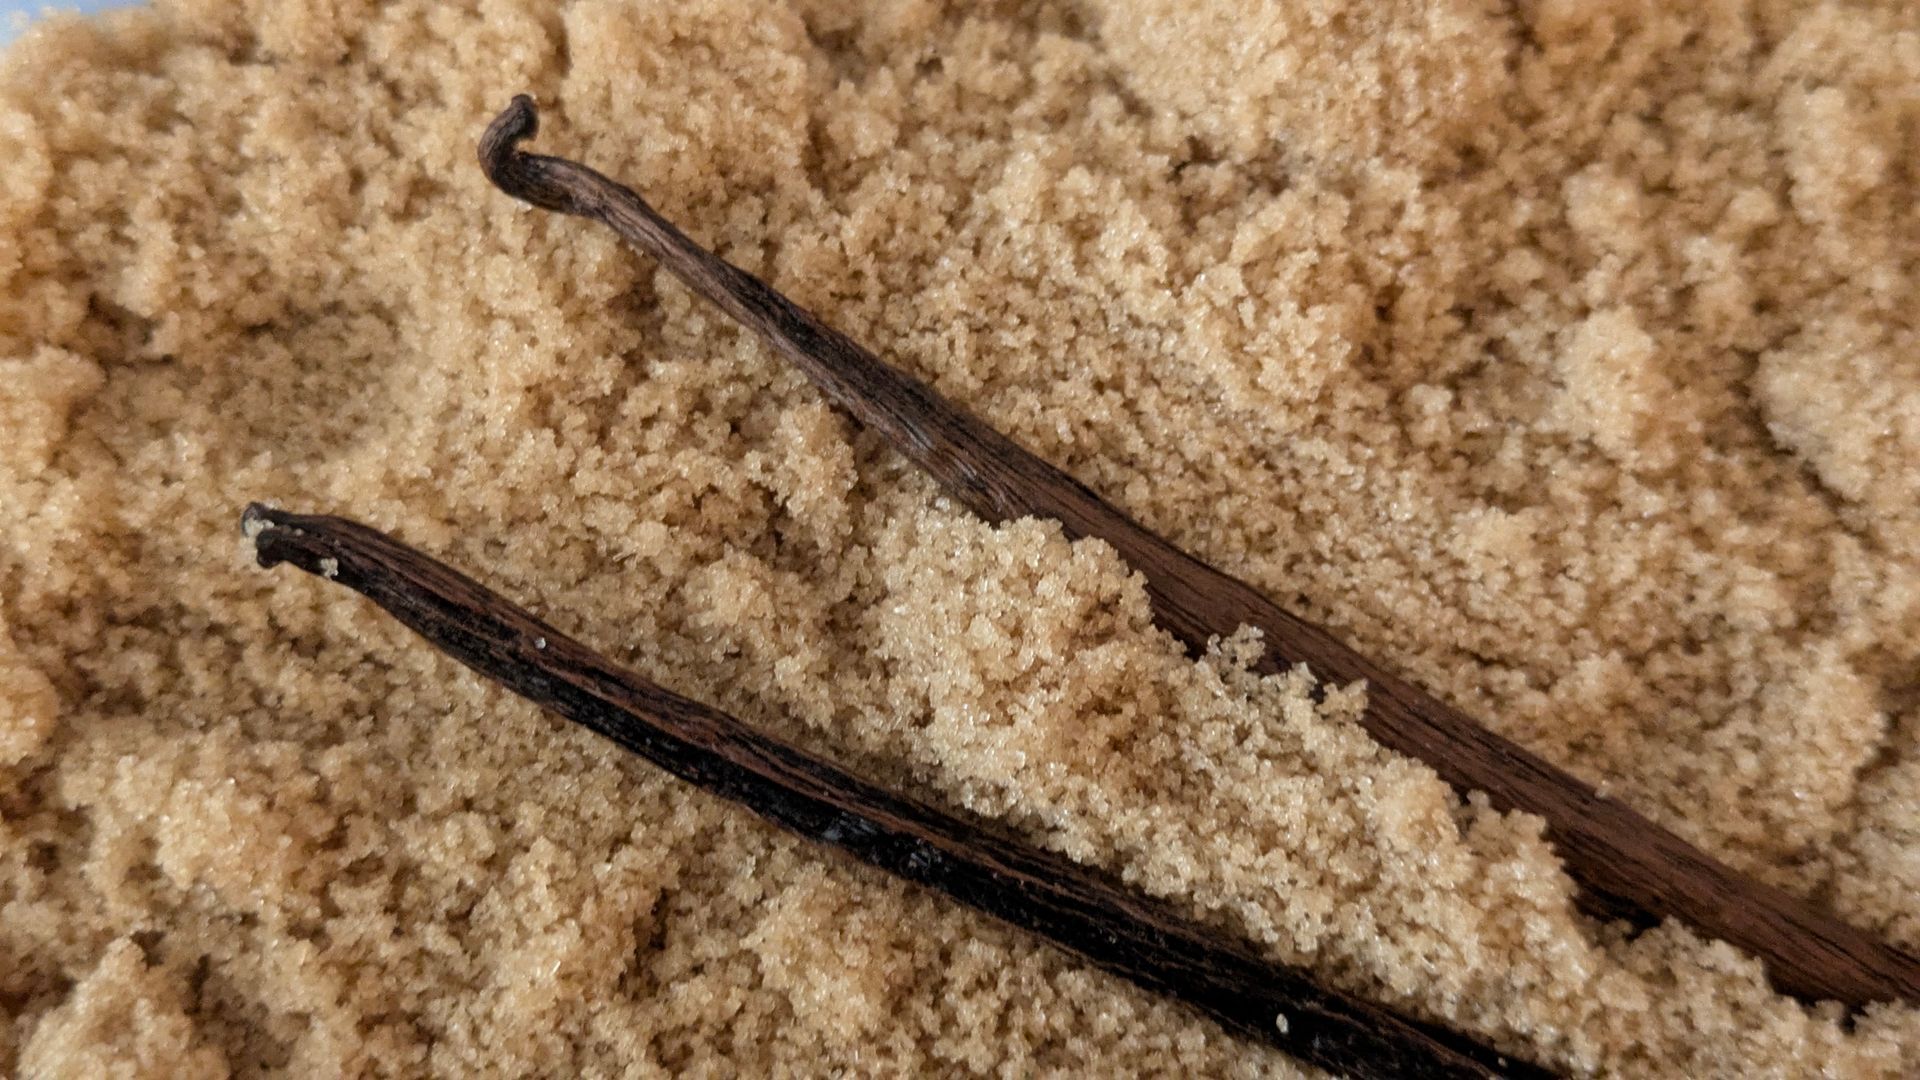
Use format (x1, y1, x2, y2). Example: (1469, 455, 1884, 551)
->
(479, 94, 627, 220)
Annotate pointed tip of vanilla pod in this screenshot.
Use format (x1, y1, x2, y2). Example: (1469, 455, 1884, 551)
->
(240, 502, 301, 570)
(240, 502, 276, 540)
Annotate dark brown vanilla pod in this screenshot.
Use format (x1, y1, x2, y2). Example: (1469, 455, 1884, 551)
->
(242, 503, 1549, 1080)
(475, 94, 1920, 1010)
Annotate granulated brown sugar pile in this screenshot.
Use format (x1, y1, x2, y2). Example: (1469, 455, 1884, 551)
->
(2, 0, 1917, 1074)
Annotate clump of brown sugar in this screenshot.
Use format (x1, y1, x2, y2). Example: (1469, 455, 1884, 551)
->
(2, 0, 1917, 1076)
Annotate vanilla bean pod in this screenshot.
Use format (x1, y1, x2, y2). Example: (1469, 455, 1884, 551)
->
(243, 503, 1546, 1080)
(476, 94, 1920, 1009)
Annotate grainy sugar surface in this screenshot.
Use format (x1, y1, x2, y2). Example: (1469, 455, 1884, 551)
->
(2, 0, 1917, 1075)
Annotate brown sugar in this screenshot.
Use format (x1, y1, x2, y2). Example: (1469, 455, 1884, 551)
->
(2, 1, 1917, 1075)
